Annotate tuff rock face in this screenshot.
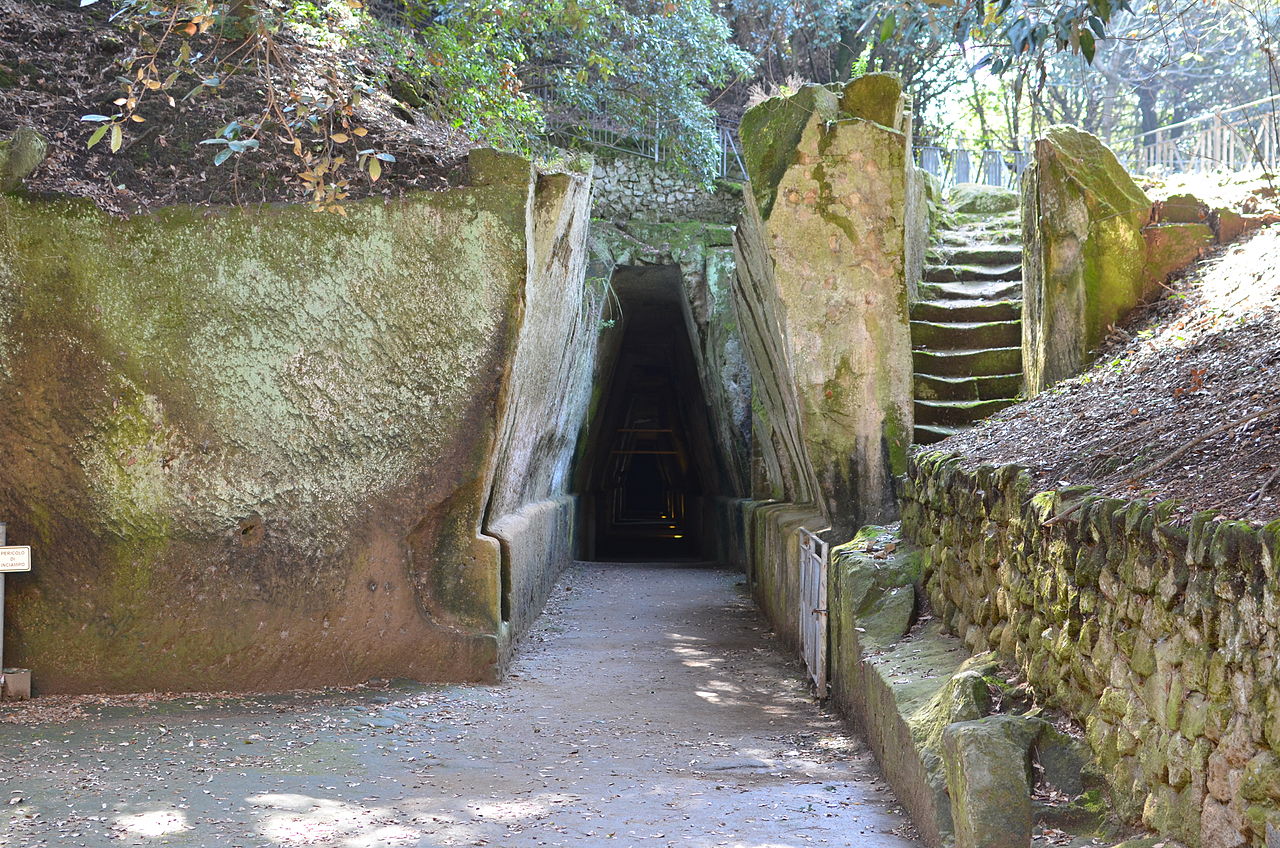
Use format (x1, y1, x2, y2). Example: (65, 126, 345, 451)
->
(734, 73, 920, 537)
(0, 150, 599, 693)
(1021, 125, 1152, 395)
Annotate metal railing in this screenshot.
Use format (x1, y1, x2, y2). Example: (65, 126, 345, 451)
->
(717, 119, 747, 182)
(914, 139, 1032, 189)
(540, 96, 746, 180)
(1118, 95, 1280, 176)
(798, 527, 829, 697)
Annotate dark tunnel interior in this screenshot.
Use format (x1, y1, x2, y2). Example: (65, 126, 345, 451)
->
(575, 265, 734, 562)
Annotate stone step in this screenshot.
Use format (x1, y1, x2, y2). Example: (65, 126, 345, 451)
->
(938, 224, 1022, 247)
(913, 346, 1022, 377)
(913, 372, 1023, 402)
(923, 262, 1022, 284)
(914, 398, 1016, 427)
(917, 280, 1023, 302)
(927, 245, 1022, 266)
(914, 423, 964, 445)
(950, 210, 1021, 229)
(911, 299, 1021, 323)
(911, 319, 1021, 350)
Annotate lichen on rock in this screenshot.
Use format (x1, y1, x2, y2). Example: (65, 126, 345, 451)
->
(1022, 125, 1152, 394)
(734, 73, 916, 535)
(0, 149, 598, 693)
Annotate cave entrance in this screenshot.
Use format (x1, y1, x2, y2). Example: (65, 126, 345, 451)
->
(576, 264, 732, 562)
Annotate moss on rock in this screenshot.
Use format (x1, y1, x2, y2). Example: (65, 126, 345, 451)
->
(739, 84, 839, 218)
(0, 150, 596, 693)
(948, 183, 1020, 215)
(1022, 126, 1152, 394)
(838, 72, 905, 129)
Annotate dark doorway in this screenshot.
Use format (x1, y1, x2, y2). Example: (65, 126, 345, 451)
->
(576, 265, 731, 562)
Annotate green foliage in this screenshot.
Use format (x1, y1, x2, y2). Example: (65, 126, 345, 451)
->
(728, 0, 970, 127)
(407, 0, 752, 179)
(970, 0, 1131, 73)
(355, 0, 754, 178)
(355, 13, 544, 151)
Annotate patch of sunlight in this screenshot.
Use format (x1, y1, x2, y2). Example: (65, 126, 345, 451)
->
(471, 797, 556, 821)
(343, 826, 419, 848)
(249, 793, 419, 847)
(673, 644, 725, 669)
(695, 689, 724, 703)
(705, 678, 743, 694)
(114, 809, 190, 838)
(1197, 227, 1280, 318)
(664, 632, 707, 641)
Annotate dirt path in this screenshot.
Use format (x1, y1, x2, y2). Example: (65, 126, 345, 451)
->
(1, 563, 920, 847)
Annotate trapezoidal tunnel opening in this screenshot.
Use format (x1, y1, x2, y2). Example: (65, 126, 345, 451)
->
(575, 264, 735, 563)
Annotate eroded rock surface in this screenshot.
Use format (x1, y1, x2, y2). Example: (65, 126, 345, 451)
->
(733, 73, 918, 536)
(0, 150, 598, 693)
(1021, 125, 1152, 395)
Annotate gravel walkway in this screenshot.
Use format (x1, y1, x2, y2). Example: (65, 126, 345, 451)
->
(1, 562, 919, 848)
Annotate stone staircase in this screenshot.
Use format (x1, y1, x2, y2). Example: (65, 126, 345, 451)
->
(911, 204, 1024, 444)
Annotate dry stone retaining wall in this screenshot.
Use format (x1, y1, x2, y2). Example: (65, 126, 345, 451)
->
(902, 451, 1280, 848)
(590, 156, 741, 224)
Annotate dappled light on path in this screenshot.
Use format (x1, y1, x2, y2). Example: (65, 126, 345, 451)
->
(3, 563, 919, 847)
(112, 809, 190, 839)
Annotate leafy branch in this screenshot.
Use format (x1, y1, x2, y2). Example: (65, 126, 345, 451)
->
(80, 0, 396, 211)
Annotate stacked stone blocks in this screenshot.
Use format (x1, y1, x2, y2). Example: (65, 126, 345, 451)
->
(902, 451, 1280, 847)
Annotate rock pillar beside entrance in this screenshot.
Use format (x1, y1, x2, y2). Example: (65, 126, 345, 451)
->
(734, 74, 916, 537)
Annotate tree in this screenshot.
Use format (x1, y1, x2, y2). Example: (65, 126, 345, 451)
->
(392, 0, 755, 179)
(721, 0, 971, 127)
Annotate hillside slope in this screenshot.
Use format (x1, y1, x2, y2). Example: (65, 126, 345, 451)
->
(0, 0, 473, 214)
(937, 224, 1280, 526)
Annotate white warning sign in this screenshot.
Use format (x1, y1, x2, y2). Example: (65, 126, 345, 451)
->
(0, 547, 31, 573)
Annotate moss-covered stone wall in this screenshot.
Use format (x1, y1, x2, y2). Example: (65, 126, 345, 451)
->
(0, 149, 597, 693)
(902, 451, 1280, 848)
(590, 157, 742, 225)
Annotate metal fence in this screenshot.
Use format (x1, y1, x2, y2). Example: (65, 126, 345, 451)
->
(541, 100, 747, 181)
(798, 527, 829, 697)
(1118, 95, 1280, 176)
(541, 102, 1048, 190)
(914, 139, 1032, 189)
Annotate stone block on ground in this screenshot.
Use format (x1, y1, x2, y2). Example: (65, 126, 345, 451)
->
(1157, 193, 1209, 224)
(829, 525, 923, 648)
(949, 183, 1020, 215)
(1143, 223, 1214, 292)
(1022, 125, 1152, 394)
(943, 714, 1042, 848)
(0, 127, 47, 192)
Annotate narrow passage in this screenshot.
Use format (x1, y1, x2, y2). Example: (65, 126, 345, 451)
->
(2, 564, 920, 848)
